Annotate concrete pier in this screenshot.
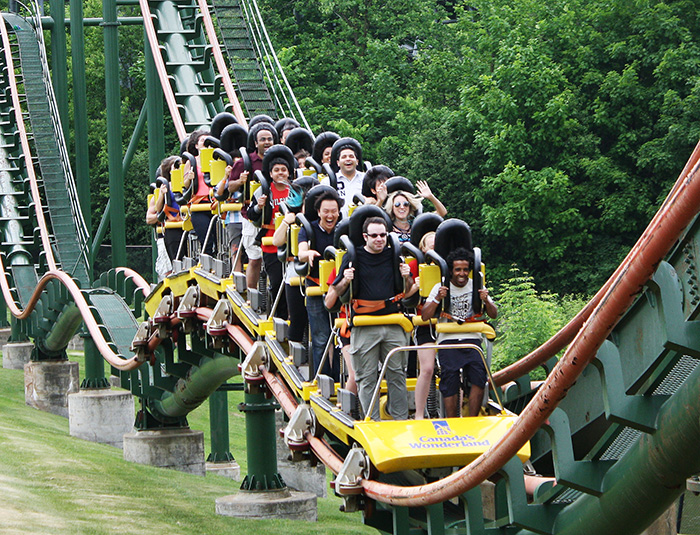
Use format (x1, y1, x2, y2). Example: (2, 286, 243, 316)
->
(2, 341, 33, 370)
(215, 489, 317, 521)
(206, 461, 241, 480)
(275, 411, 327, 497)
(68, 389, 135, 448)
(123, 428, 206, 475)
(24, 360, 80, 417)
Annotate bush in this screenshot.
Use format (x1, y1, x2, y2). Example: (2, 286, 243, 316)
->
(491, 266, 588, 380)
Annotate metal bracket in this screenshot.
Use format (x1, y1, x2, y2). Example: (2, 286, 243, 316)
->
(283, 403, 316, 452)
(240, 341, 268, 383)
(152, 294, 173, 338)
(333, 444, 369, 499)
(130, 320, 152, 362)
(176, 285, 199, 332)
(206, 298, 231, 348)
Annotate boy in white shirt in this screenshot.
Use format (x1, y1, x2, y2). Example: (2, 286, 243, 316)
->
(421, 247, 498, 417)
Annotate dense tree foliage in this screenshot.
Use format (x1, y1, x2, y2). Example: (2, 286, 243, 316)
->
(260, 0, 700, 293)
(28, 0, 700, 292)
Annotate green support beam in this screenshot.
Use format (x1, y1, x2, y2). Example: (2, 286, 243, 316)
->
(70, 0, 92, 237)
(102, 0, 126, 268)
(50, 0, 69, 139)
(239, 388, 285, 491)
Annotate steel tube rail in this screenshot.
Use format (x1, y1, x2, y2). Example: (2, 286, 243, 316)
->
(114, 267, 151, 297)
(0, 264, 142, 370)
(139, 0, 187, 140)
(358, 152, 700, 506)
(0, 13, 57, 270)
(261, 367, 345, 474)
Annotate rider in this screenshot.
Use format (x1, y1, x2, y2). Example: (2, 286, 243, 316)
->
(297, 189, 344, 381)
(248, 145, 295, 319)
(330, 216, 414, 420)
(224, 121, 278, 290)
(421, 247, 498, 417)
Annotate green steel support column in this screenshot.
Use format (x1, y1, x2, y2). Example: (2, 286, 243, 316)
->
(50, 0, 69, 139)
(9, 315, 25, 342)
(70, 0, 91, 234)
(81, 330, 109, 389)
(239, 388, 285, 491)
(89, 104, 147, 266)
(0, 294, 8, 328)
(102, 0, 126, 268)
(91, 199, 110, 265)
(207, 388, 234, 463)
(123, 103, 147, 177)
(145, 29, 166, 281)
(145, 29, 165, 177)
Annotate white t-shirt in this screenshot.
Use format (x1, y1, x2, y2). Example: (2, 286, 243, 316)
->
(323, 171, 365, 218)
(427, 280, 482, 343)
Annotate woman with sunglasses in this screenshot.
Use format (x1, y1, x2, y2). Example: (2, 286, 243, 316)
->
(384, 180, 447, 242)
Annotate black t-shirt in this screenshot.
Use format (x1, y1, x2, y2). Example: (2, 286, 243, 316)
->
(333, 246, 399, 315)
(298, 220, 335, 282)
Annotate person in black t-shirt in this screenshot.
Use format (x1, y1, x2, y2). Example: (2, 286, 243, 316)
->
(331, 216, 414, 420)
(298, 190, 344, 381)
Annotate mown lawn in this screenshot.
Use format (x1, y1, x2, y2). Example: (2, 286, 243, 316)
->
(0, 351, 377, 534)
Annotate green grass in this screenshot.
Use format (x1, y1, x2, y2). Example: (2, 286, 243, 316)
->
(0, 351, 378, 534)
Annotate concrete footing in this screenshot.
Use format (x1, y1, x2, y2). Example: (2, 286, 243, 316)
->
(68, 389, 135, 448)
(24, 360, 79, 417)
(3, 341, 33, 370)
(206, 461, 241, 480)
(123, 428, 206, 476)
(276, 411, 327, 497)
(215, 489, 317, 521)
(0, 327, 12, 347)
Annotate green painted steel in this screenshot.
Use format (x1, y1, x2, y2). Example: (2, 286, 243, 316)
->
(6, 14, 91, 286)
(239, 389, 285, 491)
(3, 3, 700, 534)
(49, 0, 69, 140)
(151, 354, 239, 418)
(147, 0, 225, 130)
(103, 0, 127, 268)
(70, 0, 92, 238)
(145, 33, 166, 179)
(207, 389, 235, 463)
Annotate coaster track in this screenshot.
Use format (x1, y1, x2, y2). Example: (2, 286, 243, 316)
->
(0, 2, 699, 534)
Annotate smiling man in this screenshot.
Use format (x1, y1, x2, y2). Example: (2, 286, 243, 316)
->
(298, 189, 343, 379)
(421, 247, 498, 417)
(329, 137, 365, 218)
(331, 216, 414, 420)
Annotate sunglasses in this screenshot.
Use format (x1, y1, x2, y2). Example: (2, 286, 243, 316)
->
(394, 201, 410, 208)
(364, 232, 387, 239)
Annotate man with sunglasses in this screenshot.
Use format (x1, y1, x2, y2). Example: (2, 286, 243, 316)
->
(331, 216, 415, 420)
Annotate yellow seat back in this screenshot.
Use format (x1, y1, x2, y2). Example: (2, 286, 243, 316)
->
(199, 147, 214, 174)
(171, 166, 184, 193)
(419, 264, 441, 297)
(210, 158, 227, 186)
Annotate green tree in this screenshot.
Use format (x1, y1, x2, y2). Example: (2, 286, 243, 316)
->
(492, 267, 587, 379)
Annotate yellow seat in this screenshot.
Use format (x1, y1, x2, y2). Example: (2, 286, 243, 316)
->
(435, 321, 496, 340)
